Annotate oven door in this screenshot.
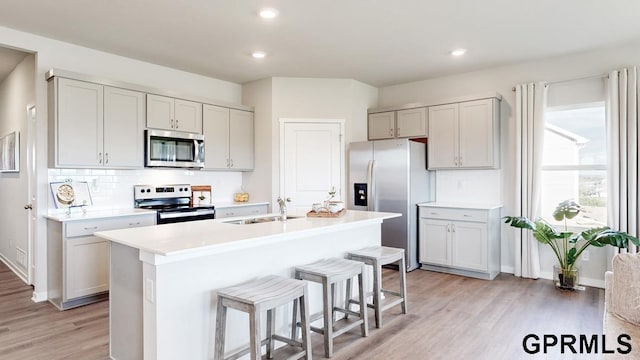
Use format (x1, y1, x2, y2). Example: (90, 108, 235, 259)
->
(157, 208, 216, 224)
(146, 129, 205, 168)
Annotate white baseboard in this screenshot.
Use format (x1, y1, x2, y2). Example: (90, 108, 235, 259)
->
(539, 270, 605, 289)
(501, 265, 515, 274)
(0, 253, 28, 284)
(32, 291, 47, 302)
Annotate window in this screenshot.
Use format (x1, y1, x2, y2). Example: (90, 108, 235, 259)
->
(541, 102, 607, 229)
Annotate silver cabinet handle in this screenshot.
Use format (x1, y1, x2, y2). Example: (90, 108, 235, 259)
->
(98, 152, 102, 164)
(83, 226, 99, 231)
(459, 156, 463, 166)
(454, 156, 458, 166)
(175, 119, 179, 129)
(226, 159, 230, 168)
(171, 119, 174, 129)
(128, 222, 141, 226)
(24, 204, 33, 210)
(452, 224, 456, 232)
(230, 159, 234, 168)
(105, 153, 109, 165)
(447, 224, 451, 232)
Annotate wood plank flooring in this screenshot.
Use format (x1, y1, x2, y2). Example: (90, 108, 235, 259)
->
(0, 261, 604, 360)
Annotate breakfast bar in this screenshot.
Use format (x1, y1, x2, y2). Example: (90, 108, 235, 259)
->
(95, 210, 400, 360)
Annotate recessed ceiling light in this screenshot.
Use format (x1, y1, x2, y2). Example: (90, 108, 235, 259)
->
(259, 8, 279, 19)
(451, 48, 467, 57)
(252, 51, 266, 59)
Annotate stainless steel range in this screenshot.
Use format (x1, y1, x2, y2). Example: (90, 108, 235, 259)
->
(134, 184, 216, 224)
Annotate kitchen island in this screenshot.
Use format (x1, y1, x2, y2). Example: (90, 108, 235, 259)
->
(95, 210, 400, 360)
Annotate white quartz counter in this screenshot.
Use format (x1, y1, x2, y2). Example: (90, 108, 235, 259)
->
(95, 210, 399, 260)
(417, 202, 503, 210)
(44, 208, 156, 222)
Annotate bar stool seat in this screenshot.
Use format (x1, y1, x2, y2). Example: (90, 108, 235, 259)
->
(347, 246, 407, 328)
(293, 258, 368, 358)
(215, 275, 312, 360)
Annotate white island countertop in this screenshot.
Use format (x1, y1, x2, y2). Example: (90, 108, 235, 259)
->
(95, 210, 400, 261)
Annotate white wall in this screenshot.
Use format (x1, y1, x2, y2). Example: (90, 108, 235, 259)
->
(0, 25, 243, 299)
(0, 53, 33, 281)
(378, 40, 640, 287)
(241, 77, 378, 209)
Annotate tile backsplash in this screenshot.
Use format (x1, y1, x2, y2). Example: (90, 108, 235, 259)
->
(47, 168, 243, 210)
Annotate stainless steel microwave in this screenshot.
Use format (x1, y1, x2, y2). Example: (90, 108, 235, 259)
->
(145, 129, 205, 168)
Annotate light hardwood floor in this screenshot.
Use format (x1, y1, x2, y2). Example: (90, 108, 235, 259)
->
(0, 261, 604, 360)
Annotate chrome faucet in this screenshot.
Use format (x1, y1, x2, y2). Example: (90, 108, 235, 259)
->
(277, 197, 291, 221)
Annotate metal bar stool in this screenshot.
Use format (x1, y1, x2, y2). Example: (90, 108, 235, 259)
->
(346, 246, 407, 328)
(215, 275, 312, 360)
(292, 258, 368, 358)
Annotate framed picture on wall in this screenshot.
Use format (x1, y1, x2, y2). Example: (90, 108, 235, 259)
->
(0, 131, 19, 173)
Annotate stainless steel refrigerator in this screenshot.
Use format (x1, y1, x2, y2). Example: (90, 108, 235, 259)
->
(348, 138, 434, 271)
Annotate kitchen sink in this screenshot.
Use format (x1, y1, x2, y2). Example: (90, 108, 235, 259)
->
(226, 215, 300, 224)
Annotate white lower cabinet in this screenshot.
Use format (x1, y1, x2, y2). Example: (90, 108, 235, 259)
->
(215, 203, 269, 219)
(418, 204, 501, 280)
(47, 213, 156, 310)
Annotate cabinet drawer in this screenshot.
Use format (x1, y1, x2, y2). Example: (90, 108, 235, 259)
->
(216, 204, 269, 219)
(65, 214, 156, 238)
(419, 207, 488, 223)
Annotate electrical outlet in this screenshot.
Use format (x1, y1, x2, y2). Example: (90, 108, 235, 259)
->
(145, 278, 155, 303)
(581, 250, 590, 261)
(16, 248, 26, 268)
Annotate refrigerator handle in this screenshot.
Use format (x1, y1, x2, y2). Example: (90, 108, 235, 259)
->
(369, 160, 377, 211)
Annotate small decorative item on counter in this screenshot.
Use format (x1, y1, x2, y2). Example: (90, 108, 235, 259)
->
(312, 203, 323, 212)
(234, 186, 249, 202)
(191, 185, 212, 206)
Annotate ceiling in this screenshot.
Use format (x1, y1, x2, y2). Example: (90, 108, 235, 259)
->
(1, 1, 640, 87)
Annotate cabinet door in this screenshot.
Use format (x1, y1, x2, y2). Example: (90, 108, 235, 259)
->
(56, 78, 104, 167)
(147, 94, 174, 130)
(419, 218, 451, 266)
(174, 99, 203, 133)
(229, 109, 254, 170)
(451, 221, 487, 271)
(202, 104, 230, 169)
(459, 99, 495, 168)
(103, 86, 144, 168)
(396, 108, 427, 138)
(65, 236, 109, 300)
(427, 104, 458, 169)
(368, 112, 395, 140)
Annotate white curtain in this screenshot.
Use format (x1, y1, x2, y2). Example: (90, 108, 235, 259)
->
(514, 82, 547, 278)
(606, 67, 639, 255)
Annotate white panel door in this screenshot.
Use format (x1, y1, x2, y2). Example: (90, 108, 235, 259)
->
(427, 104, 458, 169)
(396, 107, 427, 138)
(57, 78, 103, 167)
(146, 94, 174, 130)
(282, 122, 342, 214)
(459, 99, 494, 168)
(65, 236, 109, 300)
(420, 219, 451, 266)
(368, 112, 395, 140)
(451, 221, 487, 271)
(229, 109, 254, 170)
(174, 99, 202, 133)
(103, 86, 144, 168)
(202, 104, 230, 169)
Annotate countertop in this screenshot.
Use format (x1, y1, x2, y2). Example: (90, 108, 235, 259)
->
(44, 208, 156, 222)
(417, 202, 503, 210)
(95, 210, 400, 258)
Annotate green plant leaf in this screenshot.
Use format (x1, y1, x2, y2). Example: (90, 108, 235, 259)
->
(567, 247, 578, 266)
(552, 200, 581, 221)
(503, 216, 535, 230)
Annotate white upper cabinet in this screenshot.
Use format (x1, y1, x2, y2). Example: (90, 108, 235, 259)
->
(146, 94, 202, 133)
(103, 86, 145, 168)
(428, 98, 499, 169)
(202, 104, 254, 171)
(368, 111, 396, 139)
(368, 107, 427, 140)
(229, 109, 254, 170)
(396, 107, 427, 138)
(50, 78, 144, 169)
(53, 78, 104, 168)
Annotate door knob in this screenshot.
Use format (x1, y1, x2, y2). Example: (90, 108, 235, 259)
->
(24, 204, 33, 210)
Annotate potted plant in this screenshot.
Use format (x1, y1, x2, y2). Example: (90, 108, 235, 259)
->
(504, 200, 639, 290)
